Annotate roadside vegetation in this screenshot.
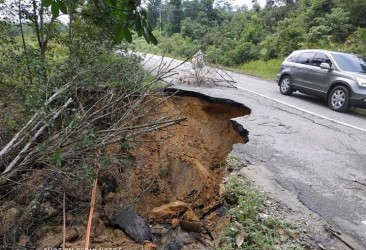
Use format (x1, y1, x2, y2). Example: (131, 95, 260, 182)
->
(136, 0, 366, 79)
(218, 175, 304, 250)
(0, 1, 171, 248)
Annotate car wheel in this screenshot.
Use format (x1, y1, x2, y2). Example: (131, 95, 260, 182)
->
(328, 86, 350, 112)
(279, 75, 293, 95)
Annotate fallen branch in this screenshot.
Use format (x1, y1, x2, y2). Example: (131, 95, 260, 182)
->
(3, 98, 73, 174)
(63, 191, 66, 250)
(326, 227, 356, 250)
(84, 148, 102, 249)
(340, 177, 366, 187)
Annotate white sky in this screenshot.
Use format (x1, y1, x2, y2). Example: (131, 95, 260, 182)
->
(233, 0, 267, 8)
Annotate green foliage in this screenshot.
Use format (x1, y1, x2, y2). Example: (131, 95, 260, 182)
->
(53, 147, 64, 167)
(147, 0, 162, 29)
(344, 28, 366, 56)
(144, 0, 366, 76)
(41, 0, 157, 45)
(216, 176, 304, 249)
(164, 0, 183, 35)
(229, 42, 259, 65)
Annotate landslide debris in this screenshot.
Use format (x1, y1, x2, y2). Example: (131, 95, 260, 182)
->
(0, 88, 250, 249)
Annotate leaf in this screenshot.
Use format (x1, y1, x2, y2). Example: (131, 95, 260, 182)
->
(147, 29, 157, 45)
(143, 27, 157, 45)
(122, 27, 132, 43)
(51, 2, 60, 17)
(115, 26, 124, 43)
(142, 28, 149, 43)
(235, 231, 245, 247)
(43, 0, 53, 7)
(134, 19, 141, 31)
(58, 1, 68, 14)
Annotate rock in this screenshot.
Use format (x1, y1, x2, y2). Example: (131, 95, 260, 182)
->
(38, 228, 79, 249)
(152, 201, 188, 219)
(112, 209, 151, 244)
(182, 209, 200, 222)
(0, 207, 19, 234)
(150, 224, 170, 236)
(18, 234, 30, 247)
(205, 212, 218, 230)
(156, 228, 209, 250)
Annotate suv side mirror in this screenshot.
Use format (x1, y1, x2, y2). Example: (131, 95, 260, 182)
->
(320, 63, 333, 71)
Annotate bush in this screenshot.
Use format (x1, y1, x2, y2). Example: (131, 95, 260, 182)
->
(228, 42, 259, 65)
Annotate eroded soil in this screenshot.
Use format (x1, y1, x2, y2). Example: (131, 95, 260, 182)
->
(0, 90, 251, 249)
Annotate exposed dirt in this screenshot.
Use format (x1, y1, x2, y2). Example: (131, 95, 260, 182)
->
(105, 94, 250, 220)
(0, 90, 251, 249)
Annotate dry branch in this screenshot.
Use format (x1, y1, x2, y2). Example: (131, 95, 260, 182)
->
(85, 148, 102, 249)
(3, 98, 73, 174)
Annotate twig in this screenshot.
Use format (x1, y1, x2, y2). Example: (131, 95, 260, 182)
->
(340, 177, 366, 187)
(84, 148, 102, 249)
(63, 191, 66, 250)
(326, 227, 356, 250)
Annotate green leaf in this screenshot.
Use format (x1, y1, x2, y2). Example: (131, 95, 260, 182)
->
(122, 27, 132, 43)
(43, 0, 53, 7)
(142, 27, 149, 42)
(144, 27, 157, 45)
(115, 26, 124, 43)
(51, 2, 60, 17)
(134, 19, 141, 31)
(148, 29, 158, 45)
(58, 1, 68, 14)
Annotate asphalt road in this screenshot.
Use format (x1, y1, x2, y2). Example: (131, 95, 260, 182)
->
(141, 54, 366, 248)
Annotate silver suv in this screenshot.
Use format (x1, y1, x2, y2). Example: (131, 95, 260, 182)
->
(276, 49, 366, 112)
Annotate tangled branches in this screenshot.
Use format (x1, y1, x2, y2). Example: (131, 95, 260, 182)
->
(0, 50, 187, 248)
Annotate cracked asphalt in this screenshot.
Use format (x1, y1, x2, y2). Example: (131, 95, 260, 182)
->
(142, 54, 366, 248)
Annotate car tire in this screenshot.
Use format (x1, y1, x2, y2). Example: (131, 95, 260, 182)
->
(328, 86, 350, 112)
(279, 75, 293, 95)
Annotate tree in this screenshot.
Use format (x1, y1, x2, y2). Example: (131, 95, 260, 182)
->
(147, 0, 162, 30)
(165, 0, 183, 35)
(337, 0, 366, 28)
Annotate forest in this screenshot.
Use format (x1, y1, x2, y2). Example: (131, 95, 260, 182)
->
(143, 0, 366, 74)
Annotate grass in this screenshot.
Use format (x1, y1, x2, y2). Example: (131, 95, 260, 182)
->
(238, 59, 283, 81)
(214, 175, 305, 250)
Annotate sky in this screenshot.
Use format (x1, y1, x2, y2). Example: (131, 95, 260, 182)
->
(233, 0, 267, 8)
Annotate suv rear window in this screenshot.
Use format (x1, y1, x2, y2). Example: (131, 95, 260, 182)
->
(297, 52, 316, 64)
(287, 54, 300, 63)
